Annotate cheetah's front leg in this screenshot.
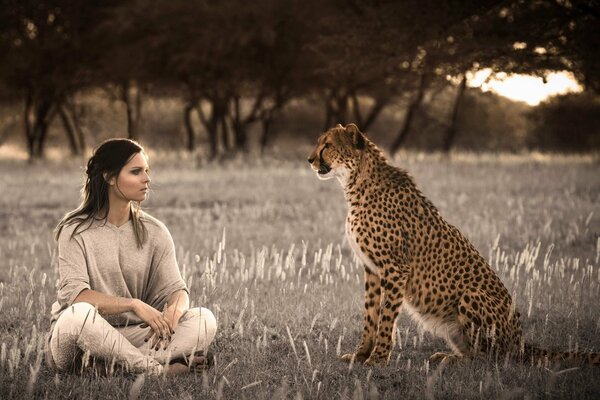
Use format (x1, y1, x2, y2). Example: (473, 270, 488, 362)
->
(364, 268, 405, 366)
(340, 269, 380, 363)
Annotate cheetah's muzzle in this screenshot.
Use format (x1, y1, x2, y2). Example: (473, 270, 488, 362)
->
(318, 162, 331, 175)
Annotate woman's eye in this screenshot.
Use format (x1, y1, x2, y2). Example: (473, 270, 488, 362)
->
(132, 168, 149, 176)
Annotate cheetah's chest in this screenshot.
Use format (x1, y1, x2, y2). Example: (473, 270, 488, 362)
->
(345, 216, 378, 274)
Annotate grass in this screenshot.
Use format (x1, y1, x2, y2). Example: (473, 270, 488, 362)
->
(0, 151, 599, 399)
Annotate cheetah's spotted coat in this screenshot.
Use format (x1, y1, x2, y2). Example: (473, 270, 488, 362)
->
(308, 123, 600, 367)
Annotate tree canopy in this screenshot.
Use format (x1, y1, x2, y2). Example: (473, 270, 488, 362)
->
(1, 0, 597, 159)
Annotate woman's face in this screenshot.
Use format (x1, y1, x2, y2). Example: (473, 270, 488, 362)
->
(110, 152, 151, 203)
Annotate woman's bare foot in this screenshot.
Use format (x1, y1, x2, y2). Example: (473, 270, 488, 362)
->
(164, 362, 192, 375)
(164, 351, 213, 375)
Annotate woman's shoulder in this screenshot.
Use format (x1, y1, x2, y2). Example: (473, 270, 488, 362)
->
(140, 210, 172, 238)
(56, 216, 97, 242)
(56, 220, 79, 241)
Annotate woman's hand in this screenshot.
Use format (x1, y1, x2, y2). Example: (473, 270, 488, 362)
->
(163, 290, 190, 333)
(131, 299, 174, 350)
(163, 306, 184, 332)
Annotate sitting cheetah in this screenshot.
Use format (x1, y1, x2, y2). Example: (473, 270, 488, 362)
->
(308, 123, 600, 367)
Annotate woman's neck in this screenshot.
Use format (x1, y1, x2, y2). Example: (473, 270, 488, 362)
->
(107, 193, 131, 227)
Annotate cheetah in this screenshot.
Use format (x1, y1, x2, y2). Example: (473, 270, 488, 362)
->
(307, 123, 600, 367)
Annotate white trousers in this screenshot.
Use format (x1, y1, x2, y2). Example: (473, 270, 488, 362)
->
(47, 302, 217, 375)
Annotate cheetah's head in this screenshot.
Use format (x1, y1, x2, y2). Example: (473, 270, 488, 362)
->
(307, 123, 366, 181)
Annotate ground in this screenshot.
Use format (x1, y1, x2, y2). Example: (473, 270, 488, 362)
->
(0, 151, 599, 399)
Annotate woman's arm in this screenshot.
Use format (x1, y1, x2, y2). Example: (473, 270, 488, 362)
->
(163, 289, 190, 331)
(74, 289, 136, 315)
(75, 289, 173, 345)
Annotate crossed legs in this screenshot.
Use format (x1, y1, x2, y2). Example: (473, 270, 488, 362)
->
(48, 302, 217, 375)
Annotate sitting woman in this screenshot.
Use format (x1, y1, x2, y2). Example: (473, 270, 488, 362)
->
(46, 138, 216, 375)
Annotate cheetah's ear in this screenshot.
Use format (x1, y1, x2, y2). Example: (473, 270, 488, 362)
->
(345, 123, 365, 150)
(335, 123, 343, 129)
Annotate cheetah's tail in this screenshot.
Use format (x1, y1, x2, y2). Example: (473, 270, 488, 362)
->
(522, 343, 600, 367)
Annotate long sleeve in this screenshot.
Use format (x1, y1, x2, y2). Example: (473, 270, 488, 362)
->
(145, 223, 188, 310)
(56, 224, 90, 307)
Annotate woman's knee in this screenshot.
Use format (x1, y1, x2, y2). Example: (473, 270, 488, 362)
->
(200, 307, 217, 338)
(54, 302, 98, 333)
(180, 307, 217, 344)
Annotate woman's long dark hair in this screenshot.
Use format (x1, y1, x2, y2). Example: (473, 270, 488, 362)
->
(54, 138, 148, 249)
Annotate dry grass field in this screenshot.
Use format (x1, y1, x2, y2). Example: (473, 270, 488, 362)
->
(0, 151, 599, 399)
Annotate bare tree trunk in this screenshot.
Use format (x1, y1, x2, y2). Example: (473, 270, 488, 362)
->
(229, 94, 266, 152)
(24, 92, 55, 161)
(134, 83, 141, 137)
(259, 111, 274, 154)
(24, 93, 34, 159)
(58, 104, 80, 155)
(219, 110, 230, 152)
(33, 101, 54, 159)
(442, 74, 467, 153)
(362, 98, 388, 132)
(350, 91, 363, 127)
(333, 91, 349, 126)
(63, 98, 86, 152)
(207, 108, 219, 160)
(323, 88, 349, 130)
(351, 92, 389, 132)
(258, 88, 289, 153)
(231, 96, 246, 151)
(389, 72, 428, 155)
(121, 81, 142, 141)
(206, 106, 218, 160)
(196, 99, 220, 160)
(122, 82, 134, 140)
(184, 102, 196, 151)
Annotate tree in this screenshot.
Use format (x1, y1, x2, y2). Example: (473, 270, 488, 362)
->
(94, 0, 161, 141)
(302, 0, 525, 152)
(302, 1, 405, 132)
(528, 92, 600, 151)
(385, 0, 600, 153)
(142, 0, 309, 158)
(471, 0, 599, 92)
(0, 0, 117, 160)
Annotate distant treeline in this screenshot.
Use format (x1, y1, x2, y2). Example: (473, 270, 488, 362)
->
(0, 0, 598, 159)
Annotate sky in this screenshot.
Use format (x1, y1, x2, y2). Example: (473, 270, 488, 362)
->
(467, 69, 583, 106)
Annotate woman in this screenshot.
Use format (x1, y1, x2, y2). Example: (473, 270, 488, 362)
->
(46, 138, 216, 376)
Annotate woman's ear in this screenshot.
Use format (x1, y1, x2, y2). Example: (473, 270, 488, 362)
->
(103, 172, 115, 185)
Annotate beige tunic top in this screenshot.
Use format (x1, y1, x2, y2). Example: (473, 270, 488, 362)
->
(49, 212, 188, 330)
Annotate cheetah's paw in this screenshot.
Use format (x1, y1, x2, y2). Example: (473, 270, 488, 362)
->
(364, 353, 389, 366)
(340, 352, 368, 363)
(429, 352, 463, 365)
